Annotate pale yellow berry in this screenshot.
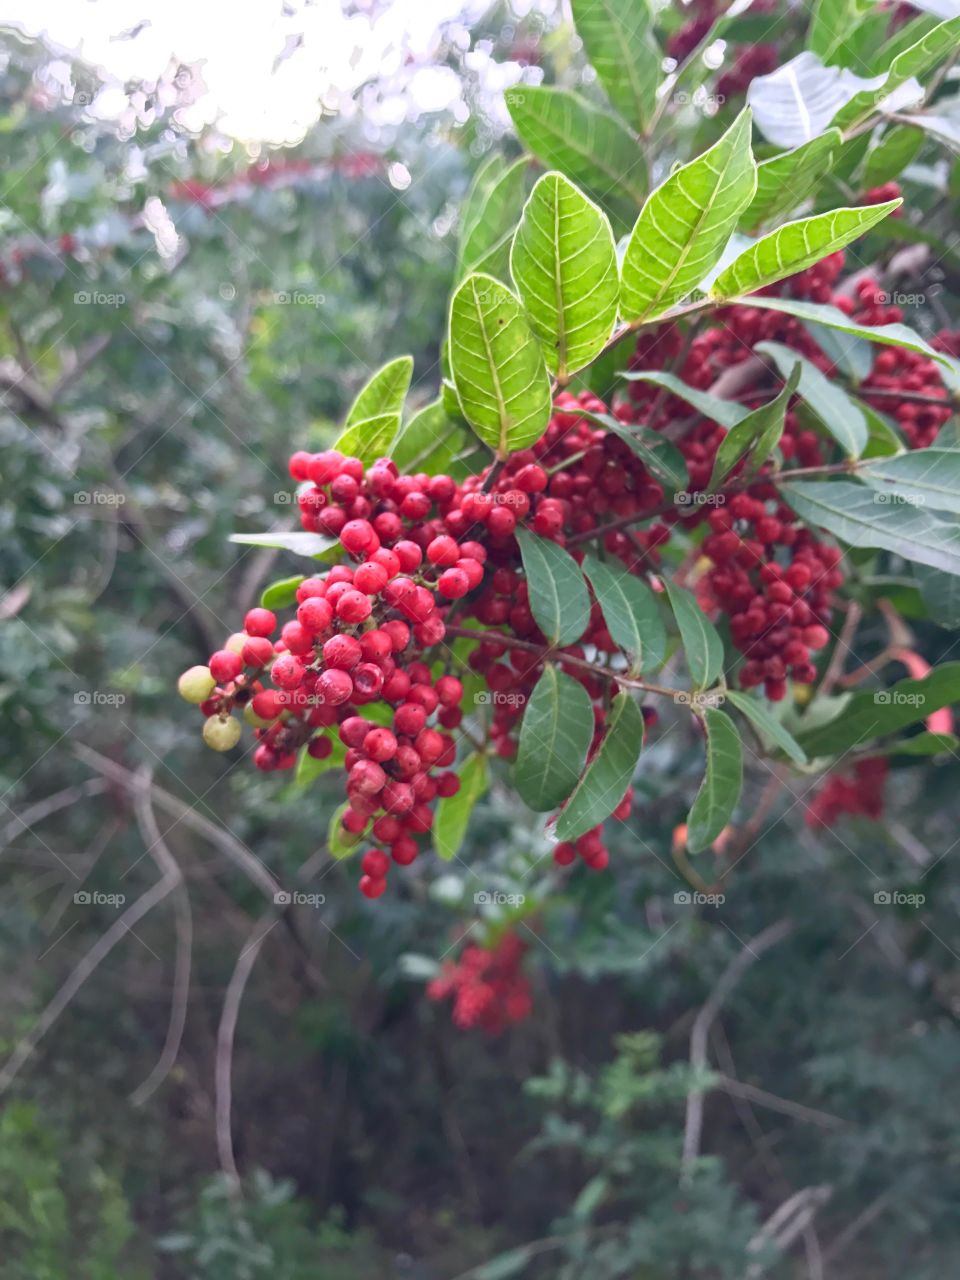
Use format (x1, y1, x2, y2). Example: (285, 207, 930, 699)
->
(243, 702, 272, 729)
(224, 632, 247, 654)
(202, 715, 242, 752)
(178, 665, 215, 704)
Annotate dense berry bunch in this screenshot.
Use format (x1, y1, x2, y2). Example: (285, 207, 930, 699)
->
(805, 758, 889, 828)
(427, 933, 532, 1033)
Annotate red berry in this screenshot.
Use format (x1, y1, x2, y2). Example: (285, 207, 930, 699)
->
(427, 535, 460, 566)
(361, 849, 390, 878)
(209, 649, 243, 682)
(244, 607, 276, 637)
(359, 874, 387, 899)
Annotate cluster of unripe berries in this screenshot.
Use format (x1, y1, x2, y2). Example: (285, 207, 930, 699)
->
(427, 933, 532, 1034)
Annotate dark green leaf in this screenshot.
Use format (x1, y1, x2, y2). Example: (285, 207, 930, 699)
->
(515, 666, 594, 811)
(861, 449, 960, 514)
(744, 296, 954, 365)
(687, 709, 743, 853)
(756, 341, 867, 457)
(555, 693, 644, 840)
(515, 527, 591, 646)
(576, 407, 689, 489)
(708, 365, 799, 489)
(796, 663, 960, 755)
(582, 553, 667, 673)
(915, 562, 960, 627)
(662, 579, 724, 688)
(725, 688, 807, 764)
(620, 371, 746, 429)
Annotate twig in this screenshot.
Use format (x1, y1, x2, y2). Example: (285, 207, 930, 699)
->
(681, 919, 794, 1182)
(746, 1186, 832, 1277)
(0, 778, 107, 851)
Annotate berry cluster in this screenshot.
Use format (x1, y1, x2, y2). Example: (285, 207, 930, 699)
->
(427, 933, 532, 1033)
(805, 758, 889, 828)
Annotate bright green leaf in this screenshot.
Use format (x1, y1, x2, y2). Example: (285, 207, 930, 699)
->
(555, 693, 644, 840)
(448, 272, 552, 456)
(510, 172, 619, 380)
(392, 399, 481, 479)
(229, 531, 337, 558)
(662, 579, 724, 688)
(435, 753, 489, 860)
(328, 802, 365, 859)
(621, 107, 757, 323)
(515, 666, 594, 811)
(831, 16, 960, 132)
(260, 575, 305, 610)
(725, 689, 807, 764)
(295, 735, 346, 785)
(570, 0, 660, 131)
(458, 157, 529, 281)
(515, 527, 591, 647)
(582, 553, 667, 674)
(757, 341, 868, 457)
(708, 364, 799, 489)
(343, 356, 412, 427)
(742, 130, 842, 233)
(686, 709, 743, 853)
(333, 411, 401, 467)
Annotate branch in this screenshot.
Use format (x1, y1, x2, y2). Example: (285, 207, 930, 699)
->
(681, 919, 794, 1182)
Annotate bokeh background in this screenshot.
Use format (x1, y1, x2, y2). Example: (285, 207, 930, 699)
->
(2, 2, 960, 1277)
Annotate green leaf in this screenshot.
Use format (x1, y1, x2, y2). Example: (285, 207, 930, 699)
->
(742, 130, 842, 233)
(343, 356, 412, 427)
(686, 709, 743, 853)
(711, 202, 900, 300)
(782, 480, 960, 576)
(434, 753, 488, 860)
(808, 0, 874, 61)
(803, 318, 873, 382)
(708, 365, 799, 489)
(619, 372, 746, 429)
(510, 172, 619, 380)
(756, 341, 868, 458)
(229, 531, 337, 558)
(506, 86, 646, 228)
(295, 735, 346, 785)
(915, 562, 960, 628)
(260, 575, 305, 610)
(796, 662, 960, 755)
(661, 579, 724, 689)
(724, 689, 807, 764)
(620, 107, 757, 323)
(328, 802, 365, 859)
(555, 693, 644, 840)
(448, 272, 552, 456)
(515, 527, 591, 647)
(885, 731, 959, 756)
(859, 401, 905, 458)
(576, 408, 690, 489)
(391, 399, 480, 479)
(861, 449, 960, 514)
(743, 296, 955, 366)
(864, 124, 925, 186)
(831, 16, 960, 132)
(514, 666, 594, 811)
(570, 0, 660, 131)
(333, 411, 401, 467)
(458, 157, 529, 282)
(582, 553, 667, 674)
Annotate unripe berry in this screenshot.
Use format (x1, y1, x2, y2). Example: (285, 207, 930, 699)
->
(178, 665, 216, 704)
(244, 607, 277, 637)
(203, 715, 242, 752)
(209, 650, 243, 683)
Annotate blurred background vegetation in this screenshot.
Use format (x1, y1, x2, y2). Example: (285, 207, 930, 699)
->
(2, 2, 960, 1277)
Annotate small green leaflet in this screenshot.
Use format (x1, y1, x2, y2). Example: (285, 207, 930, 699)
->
(863, 125, 925, 187)
(756, 341, 867, 458)
(708, 364, 799, 490)
(448, 272, 552, 456)
(506, 86, 647, 229)
(260, 575, 305, 610)
(742, 130, 842, 233)
(686, 708, 743, 854)
(582, 553, 667, 674)
(782, 480, 960, 577)
(796, 662, 960, 755)
(514, 666, 594, 811)
(742, 296, 954, 366)
(711, 202, 900, 299)
(724, 689, 807, 764)
(620, 372, 746, 429)
(570, 0, 660, 132)
(555, 693, 644, 841)
(229, 531, 336, 558)
(333, 411, 401, 467)
(831, 16, 960, 132)
(576, 408, 689, 489)
(621, 107, 758, 323)
(662, 579, 724, 689)
(343, 355, 412, 427)
(510, 172, 619, 380)
(458, 157, 529, 282)
(861, 449, 960, 514)
(515, 527, 591, 647)
(435, 753, 488, 861)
